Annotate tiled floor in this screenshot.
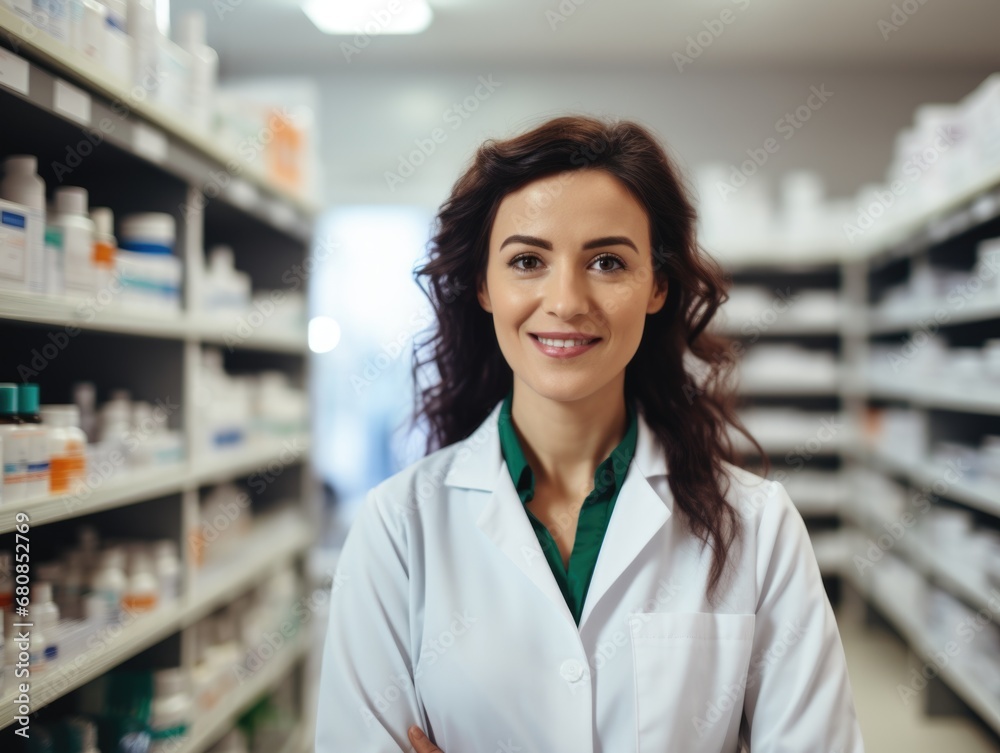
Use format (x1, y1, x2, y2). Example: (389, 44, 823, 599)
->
(835, 591, 999, 753)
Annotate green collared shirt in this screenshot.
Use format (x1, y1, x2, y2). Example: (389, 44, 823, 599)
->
(497, 388, 638, 625)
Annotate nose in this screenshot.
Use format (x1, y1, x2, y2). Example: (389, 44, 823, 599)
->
(544, 264, 592, 322)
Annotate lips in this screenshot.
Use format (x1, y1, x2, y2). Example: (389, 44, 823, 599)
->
(529, 333, 602, 359)
(530, 333, 601, 348)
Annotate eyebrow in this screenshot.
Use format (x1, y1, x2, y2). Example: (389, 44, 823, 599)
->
(498, 234, 639, 254)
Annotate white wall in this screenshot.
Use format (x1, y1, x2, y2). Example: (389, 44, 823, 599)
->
(315, 67, 994, 210)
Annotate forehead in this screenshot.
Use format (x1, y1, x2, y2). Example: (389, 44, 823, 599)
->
(490, 169, 650, 243)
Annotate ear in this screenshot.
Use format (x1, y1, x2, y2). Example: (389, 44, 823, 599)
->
(646, 275, 668, 315)
(477, 275, 492, 313)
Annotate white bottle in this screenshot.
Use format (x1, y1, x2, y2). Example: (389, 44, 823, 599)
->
(0, 383, 28, 504)
(206, 612, 240, 694)
(128, 0, 158, 89)
(103, 0, 130, 82)
(123, 547, 158, 614)
(100, 393, 131, 470)
(32, 581, 60, 665)
(149, 668, 192, 752)
(204, 245, 250, 315)
(90, 206, 116, 294)
(67, 717, 102, 753)
(17, 384, 50, 500)
(62, 550, 86, 620)
(176, 11, 218, 134)
(28, 620, 49, 671)
(0, 155, 46, 294)
(77, 524, 100, 584)
(90, 548, 126, 623)
(154, 539, 180, 602)
(53, 187, 96, 298)
(44, 225, 64, 295)
(78, 0, 108, 62)
(73, 382, 99, 443)
(66, 0, 85, 47)
(36, 561, 62, 610)
(34, 0, 71, 43)
(41, 404, 87, 495)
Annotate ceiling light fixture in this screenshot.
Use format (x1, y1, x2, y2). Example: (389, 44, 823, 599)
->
(302, 0, 433, 35)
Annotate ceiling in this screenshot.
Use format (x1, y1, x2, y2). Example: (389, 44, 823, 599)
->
(170, 0, 1000, 76)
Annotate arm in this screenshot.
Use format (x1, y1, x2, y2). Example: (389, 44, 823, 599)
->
(315, 486, 427, 752)
(741, 480, 865, 752)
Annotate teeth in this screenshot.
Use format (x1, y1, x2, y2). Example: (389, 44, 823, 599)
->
(537, 336, 595, 348)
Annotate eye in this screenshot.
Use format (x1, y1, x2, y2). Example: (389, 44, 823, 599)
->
(507, 253, 627, 274)
(508, 254, 542, 272)
(590, 253, 627, 274)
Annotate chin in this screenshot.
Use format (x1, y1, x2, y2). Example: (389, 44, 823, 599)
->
(518, 374, 607, 404)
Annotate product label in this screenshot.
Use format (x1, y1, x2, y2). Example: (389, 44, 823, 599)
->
(25, 429, 50, 496)
(61, 225, 95, 294)
(133, 123, 168, 163)
(0, 206, 27, 282)
(49, 450, 86, 494)
(54, 79, 92, 126)
(0, 47, 29, 95)
(2, 211, 25, 228)
(1, 429, 29, 500)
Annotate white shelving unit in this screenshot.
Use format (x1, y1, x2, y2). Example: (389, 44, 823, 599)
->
(0, 14, 318, 751)
(712, 252, 854, 582)
(840, 156, 1000, 734)
(841, 547, 1000, 735)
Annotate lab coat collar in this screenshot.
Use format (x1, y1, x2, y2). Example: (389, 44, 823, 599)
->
(444, 398, 673, 632)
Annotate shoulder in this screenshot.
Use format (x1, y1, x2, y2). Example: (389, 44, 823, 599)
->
(718, 459, 802, 534)
(369, 439, 467, 515)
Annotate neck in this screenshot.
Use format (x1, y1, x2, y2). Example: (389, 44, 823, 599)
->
(509, 377, 629, 495)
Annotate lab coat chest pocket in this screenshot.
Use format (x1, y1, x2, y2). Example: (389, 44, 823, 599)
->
(629, 611, 755, 753)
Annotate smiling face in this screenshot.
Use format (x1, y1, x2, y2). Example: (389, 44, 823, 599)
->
(477, 169, 668, 405)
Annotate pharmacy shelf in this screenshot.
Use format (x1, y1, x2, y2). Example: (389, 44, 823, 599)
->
(811, 530, 851, 576)
(897, 534, 1000, 623)
(0, 434, 311, 533)
(733, 433, 846, 457)
(842, 561, 1000, 735)
(0, 518, 313, 729)
(711, 249, 846, 272)
(0, 6, 316, 219)
(713, 318, 842, 337)
(847, 443, 1000, 518)
(861, 163, 1000, 262)
(0, 289, 308, 354)
(192, 314, 309, 354)
(865, 375, 1000, 417)
(177, 635, 309, 753)
(737, 375, 840, 396)
(842, 504, 1000, 623)
(870, 297, 1000, 333)
(784, 483, 845, 517)
(188, 513, 313, 622)
(0, 16, 317, 741)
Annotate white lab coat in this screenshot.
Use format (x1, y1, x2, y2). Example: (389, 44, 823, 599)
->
(316, 399, 865, 753)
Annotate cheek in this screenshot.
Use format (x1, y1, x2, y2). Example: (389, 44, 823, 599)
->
(603, 290, 648, 333)
(489, 285, 533, 324)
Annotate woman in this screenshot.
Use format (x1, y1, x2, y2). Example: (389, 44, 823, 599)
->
(315, 115, 865, 752)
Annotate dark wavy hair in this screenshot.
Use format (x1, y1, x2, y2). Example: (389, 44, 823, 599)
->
(409, 114, 768, 603)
